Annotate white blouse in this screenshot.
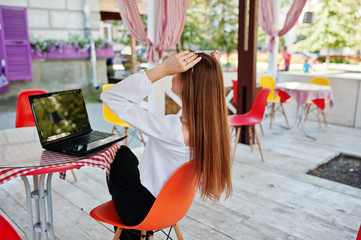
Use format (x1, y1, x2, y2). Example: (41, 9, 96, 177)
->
(100, 70, 190, 197)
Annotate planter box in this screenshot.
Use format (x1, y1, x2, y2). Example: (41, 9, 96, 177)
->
(0, 86, 8, 93)
(31, 45, 114, 60)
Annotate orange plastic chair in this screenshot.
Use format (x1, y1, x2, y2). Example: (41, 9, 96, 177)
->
(90, 161, 199, 240)
(260, 76, 289, 128)
(15, 89, 78, 182)
(303, 77, 330, 128)
(0, 214, 22, 240)
(228, 88, 271, 162)
(232, 80, 264, 135)
(102, 84, 146, 147)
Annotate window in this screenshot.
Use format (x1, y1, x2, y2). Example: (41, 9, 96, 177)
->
(0, 5, 33, 92)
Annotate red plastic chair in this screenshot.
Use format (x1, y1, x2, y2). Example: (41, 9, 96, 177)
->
(15, 89, 47, 128)
(90, 161, 199, 240)
(232, 80, 264, 135)
(228, 88, 271, 162)
(0, 214, 22, 240)
(15, 89, 78, 181)
(357, 224, 361, 240)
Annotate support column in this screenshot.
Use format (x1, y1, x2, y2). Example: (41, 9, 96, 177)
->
(237, 0, 259, 143)
(146, 0, 165, 115)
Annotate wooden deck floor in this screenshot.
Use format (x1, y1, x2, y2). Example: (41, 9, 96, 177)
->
(1, 116, 361, 240)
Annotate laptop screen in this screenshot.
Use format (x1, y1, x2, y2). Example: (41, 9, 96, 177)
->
(29, 89, 91, 145)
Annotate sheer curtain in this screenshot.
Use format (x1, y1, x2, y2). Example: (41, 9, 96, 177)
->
(258, 0, 307, 52)
(117, 0, 188, 63)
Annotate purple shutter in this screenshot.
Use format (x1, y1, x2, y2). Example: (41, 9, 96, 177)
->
(0, 5, 33, 82)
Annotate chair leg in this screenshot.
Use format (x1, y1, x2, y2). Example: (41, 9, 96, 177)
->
(230, 126, 234, 136)
(304, 104, 311, 123)
(280, 103, 289, 127)
(249, 126, 253, 153)
(232, 127, 241, 162)
(259, 122, 264, 136)
(140, 230, 147, 240)
(138, 131, 146, 147)
(270, 103, 275, 128)
(70, 169, 77, 182)
(174, 223, 184, 240)
(124, 127, 129, 146)
(321, 110, 328, 126)
(316, 108, 322, 128)
(111, 125, 116, 134)
(113, 228, 122, 240)
(254, 127, 264, 162)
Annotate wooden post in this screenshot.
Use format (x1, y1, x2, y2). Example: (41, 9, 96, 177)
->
(130, 35, 138, 74)
(237, 0, 259, 143)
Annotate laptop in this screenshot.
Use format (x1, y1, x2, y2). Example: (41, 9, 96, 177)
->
(29, 89, 126, 156)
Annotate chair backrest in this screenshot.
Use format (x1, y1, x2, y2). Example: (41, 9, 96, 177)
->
(248, 88, 271, 122)
(310, 77, 329, 86)
(102, 84, 131, 127)
(137, 161, 199, 231)
(0, 215, 22, 240)
(15, 89, 47, 128)
(232, 80, 238, 104)
(260, 75, 279, 101)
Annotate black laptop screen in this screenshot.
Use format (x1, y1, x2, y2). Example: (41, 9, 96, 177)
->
(29, 89, 91, 145)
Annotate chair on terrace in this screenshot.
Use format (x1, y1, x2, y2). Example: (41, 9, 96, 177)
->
(228, 88, 271, 162)
(102, 84, 146, 147)
(260, 75, 289, 128)
(0, 214, 22, 240)
(304, 77, 330, 128)
(90, 161, 199, 240)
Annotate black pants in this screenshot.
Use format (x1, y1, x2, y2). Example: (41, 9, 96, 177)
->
(107, 145, 156, 239)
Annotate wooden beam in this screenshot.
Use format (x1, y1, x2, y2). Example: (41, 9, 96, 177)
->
(100, 11, 121, 21)
(237, 0, 260, 143)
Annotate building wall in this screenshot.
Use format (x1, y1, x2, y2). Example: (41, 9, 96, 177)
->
(0, 0, 102, 40)
(0, 0, 107, 109)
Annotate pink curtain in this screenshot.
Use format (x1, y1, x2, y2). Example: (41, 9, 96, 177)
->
(117, 0, 188, 63)
(258, 0, 307, 52)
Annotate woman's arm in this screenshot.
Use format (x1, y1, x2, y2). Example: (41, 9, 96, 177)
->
(146, 51, 202, 83)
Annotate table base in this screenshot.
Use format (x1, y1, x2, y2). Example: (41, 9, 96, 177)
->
(22, 174, 56, 240)
(275, 105, 318, 140)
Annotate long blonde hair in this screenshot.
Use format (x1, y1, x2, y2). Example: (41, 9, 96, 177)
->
(181, 53, 232, 201)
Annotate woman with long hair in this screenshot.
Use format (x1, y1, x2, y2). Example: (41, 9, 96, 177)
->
(101, 50, 232, 239)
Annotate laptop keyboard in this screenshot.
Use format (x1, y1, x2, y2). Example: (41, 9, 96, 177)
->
(58, 131, 113, 150)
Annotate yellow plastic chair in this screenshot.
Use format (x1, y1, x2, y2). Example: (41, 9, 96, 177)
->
(260, 76, 289, 128)
(304, 77, 330, 128)
(102, 84, 146, 147)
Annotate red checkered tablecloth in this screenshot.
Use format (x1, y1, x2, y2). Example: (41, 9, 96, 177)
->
(0, 143, 121, 184)
(274, 82, 334, 110)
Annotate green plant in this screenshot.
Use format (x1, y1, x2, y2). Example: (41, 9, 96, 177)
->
(31, 36, 113, 55)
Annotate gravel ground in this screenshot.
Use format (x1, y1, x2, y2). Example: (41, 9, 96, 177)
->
(308, 154, 361, 189)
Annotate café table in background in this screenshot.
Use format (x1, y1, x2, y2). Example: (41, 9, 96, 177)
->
(0, 127, 121, 240)
(274, 81, 334, 139)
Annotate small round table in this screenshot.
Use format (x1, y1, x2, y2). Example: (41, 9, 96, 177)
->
(0, 127, 121, 240)
(274, 82, 334, 139)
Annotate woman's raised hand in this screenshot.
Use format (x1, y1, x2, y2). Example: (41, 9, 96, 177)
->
(161, 51, 202, 75)
(211, 50, 221, 64)
(146, 51, 202, 83)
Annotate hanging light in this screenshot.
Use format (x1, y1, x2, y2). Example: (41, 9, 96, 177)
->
(302, 0, 314, 24)
(302, 11, 314, 24)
